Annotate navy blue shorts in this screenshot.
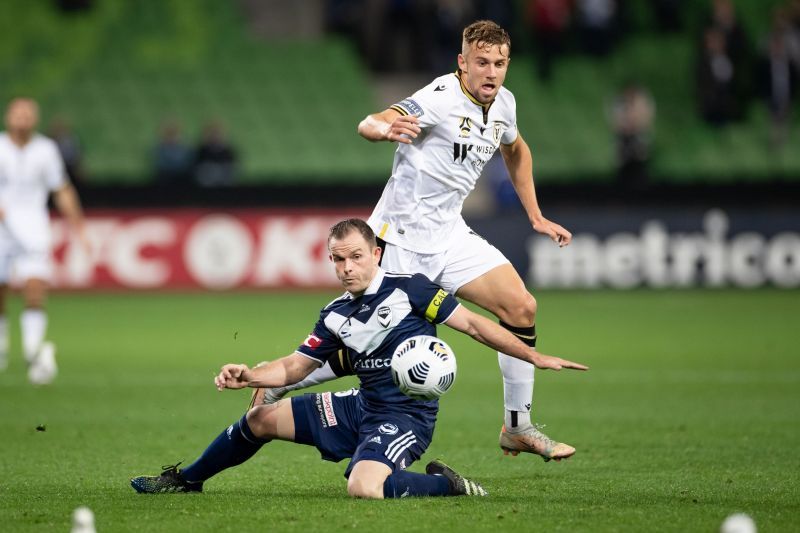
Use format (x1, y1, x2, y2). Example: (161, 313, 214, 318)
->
(291, 389, 434, 477)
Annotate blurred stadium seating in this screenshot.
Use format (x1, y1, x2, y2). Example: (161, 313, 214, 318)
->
(0, 0, 797, 185)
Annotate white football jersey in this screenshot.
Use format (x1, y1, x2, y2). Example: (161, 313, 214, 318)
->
(368, 72, 518, 254)
(0, 132, 66, 251)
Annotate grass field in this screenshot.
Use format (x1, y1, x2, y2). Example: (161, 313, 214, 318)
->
(0, 289, 798, 532)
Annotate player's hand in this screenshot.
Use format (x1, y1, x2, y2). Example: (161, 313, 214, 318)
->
(385, 115, 421, 144)
(214, 363, 250, 391)
(532, 216, 572, 248)
(530, 351, 588, 371)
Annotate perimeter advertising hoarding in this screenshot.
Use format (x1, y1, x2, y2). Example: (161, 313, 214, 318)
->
(468, 206, 800, 289)
(50, 209, 367, 290)
(48, 207, 798, 290)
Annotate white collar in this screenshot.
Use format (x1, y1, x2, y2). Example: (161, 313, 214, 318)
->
(352, 267, 385, 297)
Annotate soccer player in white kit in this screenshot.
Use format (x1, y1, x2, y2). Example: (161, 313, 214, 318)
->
(255, 21, 577, 461)
(0, 98, 88, 383)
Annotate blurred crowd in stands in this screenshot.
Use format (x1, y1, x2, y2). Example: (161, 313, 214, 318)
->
(44, 0, 799, 191)
(152, 120, 238, 188)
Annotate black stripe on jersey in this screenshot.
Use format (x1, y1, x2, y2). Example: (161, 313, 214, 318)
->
(390, 104, 409, 116)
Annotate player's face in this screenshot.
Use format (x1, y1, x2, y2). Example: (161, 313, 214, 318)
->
(5, 99, 39, 135)
(457, 42, 509, 104)
(328, 231, 381, 296)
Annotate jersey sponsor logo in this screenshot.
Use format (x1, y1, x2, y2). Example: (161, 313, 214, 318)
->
(377, 306, 392, 328)
(433, 84, 446, 92)
(226, 424, 234, 439)
(379, 423, 399, 435)
(458, 116, 472, 138)
(316, 392, 338, 427)
(369, 436, 382, 444)
(399, 458, 407, 469)
(425, 289, 448, 322)
(334, 388, 359, 397)
(453, 142, 473, 163)
(358, 304, 371, 314)
(303, 334, 322, 349)
(395, 98, 424, 117)
(355, 357, 391, 370)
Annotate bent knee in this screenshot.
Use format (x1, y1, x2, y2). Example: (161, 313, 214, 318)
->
(347, 477, 385, 499)
(246, 404, 279, 439)
(498, 292, 537, 325)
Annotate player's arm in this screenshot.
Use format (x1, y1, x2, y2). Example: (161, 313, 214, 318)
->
(52, 183, 90, 250)
(443, 305, 588, 371)
(499, 134, 572, 247)
(214, 352, 319, 391)
(357, 108, 420, 144)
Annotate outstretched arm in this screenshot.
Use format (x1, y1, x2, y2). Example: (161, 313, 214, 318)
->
(214, 353, 320, 391)
(444, 306, 588, 371)
(357, 108, 420, 144)
(500, 134, 572, 247)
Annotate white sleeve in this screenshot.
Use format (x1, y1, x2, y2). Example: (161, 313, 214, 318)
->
(44, 141, 67, 191)
(389, 80, 451, 129)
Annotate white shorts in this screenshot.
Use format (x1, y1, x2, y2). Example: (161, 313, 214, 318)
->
(380, 222, 509, 294)
(0, 228, 52, 284)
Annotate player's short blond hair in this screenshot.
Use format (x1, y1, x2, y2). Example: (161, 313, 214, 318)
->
(462, 20, 511, 55)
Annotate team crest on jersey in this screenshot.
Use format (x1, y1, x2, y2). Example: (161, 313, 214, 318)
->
(458, 116, 472, 138)
(377, 306, 392, 328)
(493, 122, 502, 144)
(379, 423, 399, 435)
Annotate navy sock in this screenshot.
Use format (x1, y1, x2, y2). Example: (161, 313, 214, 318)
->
(383, 471, 451, 498)
(181, 415, 267, 483)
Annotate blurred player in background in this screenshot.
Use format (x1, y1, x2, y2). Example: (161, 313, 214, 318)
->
(254, 20, 577, 462)
(0, 98, 88, 383)
(131, 219, 586, 498)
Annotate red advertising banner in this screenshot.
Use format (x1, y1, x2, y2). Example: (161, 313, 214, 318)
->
(50, 209, 368, 290)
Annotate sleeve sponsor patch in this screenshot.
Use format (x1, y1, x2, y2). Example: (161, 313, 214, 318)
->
(393, 98, 425, 117)
(424, 289, 448, 322)
(303, 334, 322, 349)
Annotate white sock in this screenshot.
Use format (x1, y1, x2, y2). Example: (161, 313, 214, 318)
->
(499, 352, 534, 430)
(21, 309, 47, 363)
(275, 361, 338, 393)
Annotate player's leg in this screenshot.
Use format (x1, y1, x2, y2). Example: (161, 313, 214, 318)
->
(452, 239, 574, 461)
(20, 277, 48, 365)
(348, 416, 487, 499)
(130, 400, 294, 493)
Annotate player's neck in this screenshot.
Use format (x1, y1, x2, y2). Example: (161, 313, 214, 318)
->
(456, 70, 493, 109)
(9, 130, 33, 147)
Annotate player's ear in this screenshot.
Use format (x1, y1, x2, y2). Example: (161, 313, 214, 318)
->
(457, 53, 467, 71)
(373, 245, 382, 263)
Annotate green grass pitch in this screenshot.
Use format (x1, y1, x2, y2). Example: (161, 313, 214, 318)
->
(0, 289, 798, 532)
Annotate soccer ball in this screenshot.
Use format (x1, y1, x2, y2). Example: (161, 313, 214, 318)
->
(391, 335, 457, 400)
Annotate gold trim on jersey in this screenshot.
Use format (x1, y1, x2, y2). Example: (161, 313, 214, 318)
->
(390, 104, 409, 116)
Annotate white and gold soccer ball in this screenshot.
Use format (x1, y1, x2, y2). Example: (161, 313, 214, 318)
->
(391, 335, 457, 400)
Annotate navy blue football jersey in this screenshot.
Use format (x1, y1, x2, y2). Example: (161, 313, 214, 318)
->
(296, 269, 460, 424)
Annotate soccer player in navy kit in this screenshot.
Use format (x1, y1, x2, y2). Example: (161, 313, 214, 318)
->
(131, 219, 587, 498)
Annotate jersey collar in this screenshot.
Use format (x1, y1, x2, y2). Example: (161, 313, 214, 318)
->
(360, 267, 385, 297)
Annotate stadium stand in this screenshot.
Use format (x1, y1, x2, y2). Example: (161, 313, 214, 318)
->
(0, 0, 796, 184)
